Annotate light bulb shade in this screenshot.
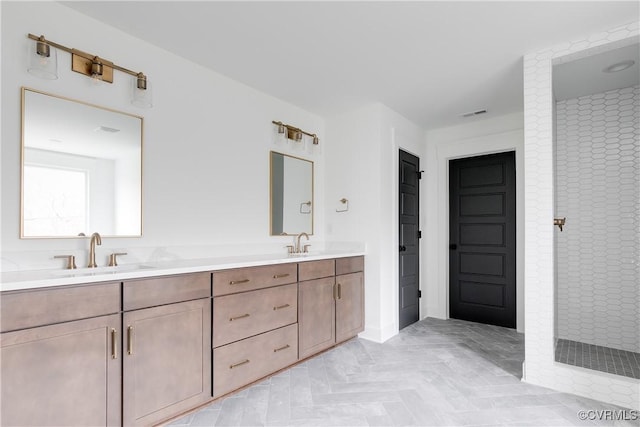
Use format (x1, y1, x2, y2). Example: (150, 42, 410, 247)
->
(272, 123, 286, 146)
(27, 39, 58, 80)
(131, 76, 153, 108)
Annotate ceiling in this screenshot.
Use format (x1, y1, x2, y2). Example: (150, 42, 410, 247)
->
(61, 1, 639, 130)
(553, 43, 639, 101)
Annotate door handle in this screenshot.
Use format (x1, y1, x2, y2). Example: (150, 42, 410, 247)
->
(399, 245, 406, 252)
(111, 328, 117, 359)
(127, 326, 134, 355)
(449, 244, 457, 250)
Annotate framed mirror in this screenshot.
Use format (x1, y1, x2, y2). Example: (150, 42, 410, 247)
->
(270, 151, 313, 235)
(21, 88, 143, 238)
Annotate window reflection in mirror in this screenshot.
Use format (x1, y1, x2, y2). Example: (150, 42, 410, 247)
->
(270, 151, 313, 235)
(21, 88, 143, 238)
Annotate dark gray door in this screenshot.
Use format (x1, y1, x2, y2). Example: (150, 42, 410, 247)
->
(399, 150, 420, 329)
(449, 152, 516, 328)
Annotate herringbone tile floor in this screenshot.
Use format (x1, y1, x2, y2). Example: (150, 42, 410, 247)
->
(167, 318, 638, 427)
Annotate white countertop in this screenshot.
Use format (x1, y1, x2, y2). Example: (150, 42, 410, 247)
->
(0, 251, 365, 292)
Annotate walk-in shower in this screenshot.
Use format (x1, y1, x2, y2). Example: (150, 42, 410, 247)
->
(553, 40, 640, 379)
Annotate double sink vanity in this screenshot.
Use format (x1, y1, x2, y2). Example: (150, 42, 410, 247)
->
(6, 87, 354, 426)
(0, 252, 365, 426)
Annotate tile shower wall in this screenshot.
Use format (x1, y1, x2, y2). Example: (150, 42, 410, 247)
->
(524, 21, 639, 410)
(555, 85, 640, 353)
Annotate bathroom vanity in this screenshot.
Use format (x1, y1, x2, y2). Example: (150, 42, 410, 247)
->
(0, 253, 364, 426)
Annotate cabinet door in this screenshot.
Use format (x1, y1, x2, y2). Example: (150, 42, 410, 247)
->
(1, 314, 121, 427)
(123, 298, 211, 426)
(335, 272, 365, 343)
(298, 277, 335, 359)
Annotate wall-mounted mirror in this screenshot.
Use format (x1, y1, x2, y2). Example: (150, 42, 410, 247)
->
(21, 88, 143, 238)
(270, 151, 313, 235)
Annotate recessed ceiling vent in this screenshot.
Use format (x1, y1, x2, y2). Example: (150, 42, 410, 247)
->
(94, 125, 120, 133)
(460, 109, 487, 118)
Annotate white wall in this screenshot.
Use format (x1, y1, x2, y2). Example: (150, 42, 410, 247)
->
(325, 103, 424, 342)
(424, 113, 525, 332)
(556, 85, 639, 353)
(523, 21, 639, 410)
(1, 2, 325, 270)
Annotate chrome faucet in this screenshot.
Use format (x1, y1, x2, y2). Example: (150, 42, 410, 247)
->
(87, 232, 102, 268)
(295, 232, 309, 253)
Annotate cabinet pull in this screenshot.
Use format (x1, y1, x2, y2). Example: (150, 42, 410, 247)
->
(229, 279, 250, 285)
(337, 283, 342, 300)
(333, 283, 338, 300)
(273, 344, 290, 353)
(230, 313, 250, 321)
(273, 273, 290, 279)
(111, 328, 118, 359)
(230, 359, 250, 369)
(273, 304, 290, 311)
(127, 326, 134, 355)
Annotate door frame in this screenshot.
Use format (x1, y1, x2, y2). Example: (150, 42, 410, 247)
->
(431, 130, 524, 332)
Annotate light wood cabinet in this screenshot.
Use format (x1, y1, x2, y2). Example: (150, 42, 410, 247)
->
(336, 271, 365, 343)
(0, 255, 363, 425)
(213, 263, 297, 296)
(298, 256, 365, 359)
(298, 277, 336, 359)
(1, 281, 120, 332)
(1, 314, 121, 427)
(213, 283, 297, 347)
(122, 297, 211, 426)
(213, 324, 298, 397)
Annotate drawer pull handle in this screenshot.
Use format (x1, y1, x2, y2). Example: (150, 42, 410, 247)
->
(230, 313, 250, 321)
(127, 326, 134, 356)
(230, 359, 250, 369)
(273, 304, 290, 311)
(273, 273, 290, 279)
(111, 328, 118, 359)
(274, 344, 290, 353)
(230, 279, 250, 285)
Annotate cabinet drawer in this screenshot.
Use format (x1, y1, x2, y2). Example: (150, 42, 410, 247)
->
(336, 256, 364, 275)
(213, 283, 297, 347)
(213, 263, 297, 297)
(1, 282, 120, 332)
(298, 259, 335, 281)
(123, 273, 210, 311)
(213, 324, 298, 397)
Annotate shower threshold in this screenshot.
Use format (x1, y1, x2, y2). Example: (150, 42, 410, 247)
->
(555, 338, 640, 379)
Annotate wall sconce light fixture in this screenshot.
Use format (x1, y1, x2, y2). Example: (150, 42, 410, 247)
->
(272, 120, 320, 154)
(272, 121, 319, 145)
(27, 34, 152, 108)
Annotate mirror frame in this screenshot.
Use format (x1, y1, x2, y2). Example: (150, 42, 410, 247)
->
(20, 87, 144, 239)
(269, 151, 314, 236)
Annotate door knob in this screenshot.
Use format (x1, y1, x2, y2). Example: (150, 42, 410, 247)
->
(449, 244, 457, 250)
(399, 245, 407, 252)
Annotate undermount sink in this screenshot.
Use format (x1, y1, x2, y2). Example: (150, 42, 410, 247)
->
(51, 264, 155, 276)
